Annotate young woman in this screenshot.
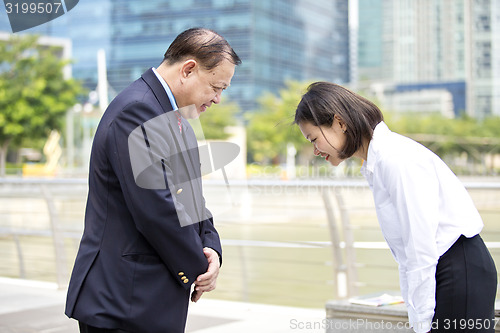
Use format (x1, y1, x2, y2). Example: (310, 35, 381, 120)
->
(294, 82, 497, 333)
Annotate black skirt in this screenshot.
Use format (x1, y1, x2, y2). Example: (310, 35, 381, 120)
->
(432, 235, 497, 332)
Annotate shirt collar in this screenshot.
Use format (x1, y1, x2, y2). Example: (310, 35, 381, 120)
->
(361, 121, 390, 176)
(152, 67, 178, 110)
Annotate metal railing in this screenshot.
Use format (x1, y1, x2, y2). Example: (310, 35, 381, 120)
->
(0, 178, 499, 308)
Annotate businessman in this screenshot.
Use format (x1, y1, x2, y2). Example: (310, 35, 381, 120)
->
(65, 28, 241, 333)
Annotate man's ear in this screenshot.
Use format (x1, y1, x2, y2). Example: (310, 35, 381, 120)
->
(180, 59, 197, 80)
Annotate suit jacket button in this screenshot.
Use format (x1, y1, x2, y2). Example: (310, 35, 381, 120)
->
(176, 188, 183, 194)
(183, 279, 189, 283)
(178, 272, 184, 276)
(181, 276, 187, 281)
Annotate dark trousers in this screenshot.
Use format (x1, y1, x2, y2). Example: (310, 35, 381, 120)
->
(79, 322, 129, 333)
(432, 235, 497, 332)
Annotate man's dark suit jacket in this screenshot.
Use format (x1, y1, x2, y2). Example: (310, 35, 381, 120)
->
(65, 69, 222, 333)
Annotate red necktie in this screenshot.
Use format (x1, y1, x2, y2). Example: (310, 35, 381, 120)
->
(174, 111, 182, 133)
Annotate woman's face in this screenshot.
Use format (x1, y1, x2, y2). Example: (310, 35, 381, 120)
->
(298, 119, 347, 166)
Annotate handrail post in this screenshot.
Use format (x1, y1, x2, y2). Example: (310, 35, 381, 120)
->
(13, 234, 26, 279)
(41, 184, 69, 289)
(238, 245, 249, 302)
(334, 187, 358, 298)
(321, 188, 347, 299)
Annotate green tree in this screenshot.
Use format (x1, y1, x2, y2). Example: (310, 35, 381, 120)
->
(197, 98, 239, 140)
(385, 112, 500, 173)
(0, 34, 83, 176)
(246, 80, 309, 164)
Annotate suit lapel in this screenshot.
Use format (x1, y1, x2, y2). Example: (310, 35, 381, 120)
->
(141, 68, 174, 114)
(142, 68, 199, 187)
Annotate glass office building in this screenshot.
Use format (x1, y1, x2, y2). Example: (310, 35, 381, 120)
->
(0, 0, 112, 89)
(357, 0, 384, 81)
(357, 0, 500, 117)
(0, 0, 350, 112)
(108, 0, 349, 111)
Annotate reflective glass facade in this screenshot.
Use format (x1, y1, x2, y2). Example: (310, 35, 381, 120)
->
(107, 0, 349, 111)
(357, 0, 383, 77)
(0, 0, 112, 89)
(0, 0, 349, 112)
(357, 0, 500, 117)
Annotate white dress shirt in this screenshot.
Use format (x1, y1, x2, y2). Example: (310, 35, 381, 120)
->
(360, 122, 483, 333)
(152, 67, 178, 109)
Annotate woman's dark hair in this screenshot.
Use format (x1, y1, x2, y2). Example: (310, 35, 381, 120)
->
(163, 27, 241, 70)
(294, 82, 383, 159)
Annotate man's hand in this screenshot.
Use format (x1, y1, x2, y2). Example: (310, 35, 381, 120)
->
(191, 247, 220, 302)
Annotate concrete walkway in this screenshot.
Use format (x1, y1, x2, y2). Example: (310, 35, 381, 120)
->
(0, 277, 325, 333)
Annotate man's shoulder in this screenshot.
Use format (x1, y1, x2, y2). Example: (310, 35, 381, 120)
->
(115, 77, 152, 104)
(108, 78, 160, 112)
(96, 78, 162, 133)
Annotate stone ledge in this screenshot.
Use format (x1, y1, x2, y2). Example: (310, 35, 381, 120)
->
(326, 299, 411, 333)
(326, 298, 500, 333)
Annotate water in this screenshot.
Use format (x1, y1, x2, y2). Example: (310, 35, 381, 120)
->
(0, 179, 499, 309)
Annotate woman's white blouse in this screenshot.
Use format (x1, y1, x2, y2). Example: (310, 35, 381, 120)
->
(360, 122, 483, 333)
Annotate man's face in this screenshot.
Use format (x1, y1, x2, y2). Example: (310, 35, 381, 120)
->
(177, 58, 235, 118)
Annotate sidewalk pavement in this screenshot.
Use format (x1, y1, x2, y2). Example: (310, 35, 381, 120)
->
(0, 277, 325, 333)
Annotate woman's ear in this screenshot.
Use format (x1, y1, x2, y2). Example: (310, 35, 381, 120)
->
(334, 115, 347, 133)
